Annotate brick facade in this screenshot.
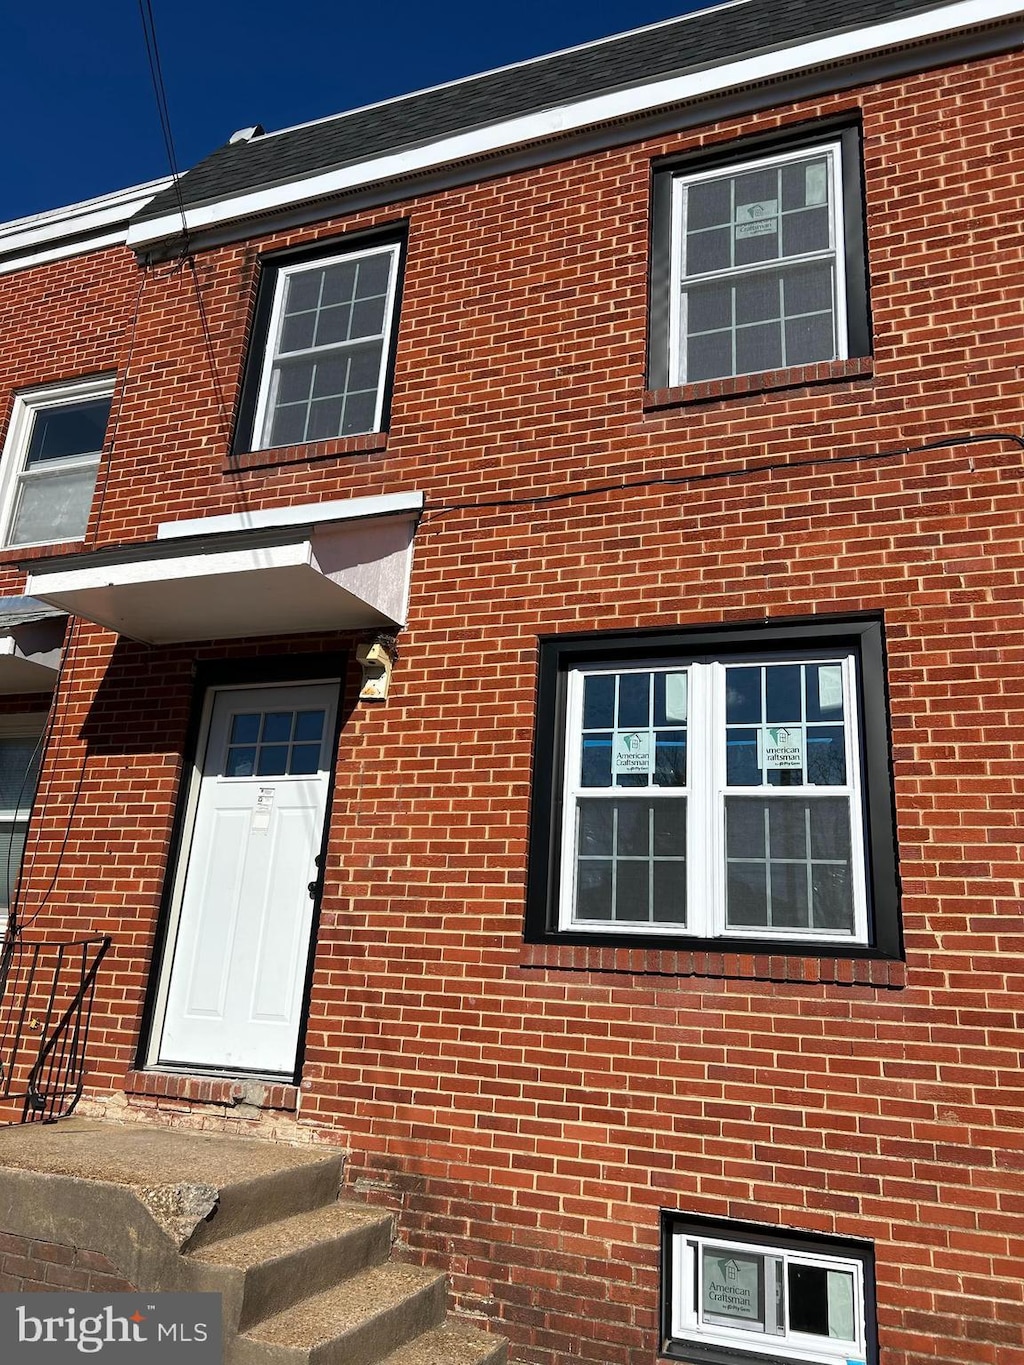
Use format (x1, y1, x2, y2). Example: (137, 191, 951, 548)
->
(0, 1232, 134, 1294)
(0, 41, 1021, 1365)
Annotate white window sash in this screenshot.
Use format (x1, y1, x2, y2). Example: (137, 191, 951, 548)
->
(560, 653, 868, 943)
(668, 141, 848, 386)
(559, 663, 691, 935)
(251, 241, 402, 450)
(672, 1232, 867, 1364)
(712, 654, 868, 944)
(0, 376, 113, 550)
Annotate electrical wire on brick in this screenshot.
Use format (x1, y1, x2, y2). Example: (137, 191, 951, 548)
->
(138, 0, 233, 438)
(9, 6, 255, 940)
(420, 429, 1024, 530)
(137, 0, 190, 250)
(9, 266, 153, 937)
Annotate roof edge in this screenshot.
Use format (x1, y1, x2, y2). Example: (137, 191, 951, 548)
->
(0, 177, 173, 276)
(127, 0, 1023, 251)
(252, 0, 750, 147)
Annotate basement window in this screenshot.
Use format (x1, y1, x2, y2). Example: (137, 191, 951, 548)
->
(663, 1213, 877, 1365)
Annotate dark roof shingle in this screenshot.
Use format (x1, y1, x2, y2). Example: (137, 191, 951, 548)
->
(135, 0, 969, 225)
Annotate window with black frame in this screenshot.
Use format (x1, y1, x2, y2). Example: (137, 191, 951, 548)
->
(236, 232, 405, 454)
(648, 124, 870, 392)
(526, 620, 899, 958)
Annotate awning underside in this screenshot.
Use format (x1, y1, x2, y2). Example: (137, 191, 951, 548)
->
(24, 500, 420, 646)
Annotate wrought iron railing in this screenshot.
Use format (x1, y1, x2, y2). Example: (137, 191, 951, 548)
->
(0, 932, 110, 1124)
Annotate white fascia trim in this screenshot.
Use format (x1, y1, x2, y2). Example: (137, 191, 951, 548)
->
(127, 0, 1022, 248)
(157, 490, 425, 540)
(0, 177, 173, 272)
(28, 541, 317, 596)
(0, 230, 129, 276)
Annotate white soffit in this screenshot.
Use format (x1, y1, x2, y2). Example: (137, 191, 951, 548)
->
(25, 495, 423, 646)
(126, 0, 1024, 248)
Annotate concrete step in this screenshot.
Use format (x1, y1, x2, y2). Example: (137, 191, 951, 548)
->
(187, 1200, 394, 1330)
(378, 1323, 507, 1365)
(0, 1119, 508, 1365)
(231, 1261, 447, 1365)
(185, 1151, 345, 1251)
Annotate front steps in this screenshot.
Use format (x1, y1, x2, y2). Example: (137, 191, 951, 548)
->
(0, 1120, 506, 1365)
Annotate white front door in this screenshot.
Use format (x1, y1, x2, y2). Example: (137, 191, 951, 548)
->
(156, 682, 337, 1075)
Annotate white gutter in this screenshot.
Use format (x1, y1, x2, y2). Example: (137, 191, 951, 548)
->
(127, 0, 1022, 248)
(0, 177, 172, 275)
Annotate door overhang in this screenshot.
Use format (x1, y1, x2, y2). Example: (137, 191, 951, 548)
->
(24, 492, 422, 645)
(0, 597, 65, 692)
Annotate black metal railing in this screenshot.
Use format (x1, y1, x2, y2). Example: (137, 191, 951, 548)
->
(0, 932, 110, 1124)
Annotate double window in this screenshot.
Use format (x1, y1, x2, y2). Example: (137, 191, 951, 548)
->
(0, 377, 112, 549)
(649, 124, 870, 390)
(663, 1213, 876, 1365)
(239, 235, 404, 453)
(527, 620, 899, 956)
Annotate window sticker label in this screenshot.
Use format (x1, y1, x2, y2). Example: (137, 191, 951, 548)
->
(817, 665, 844, 713)
(805, 163, 828, 205)
(702, 1249, 763, 1324)
(612, 732, 654, 774)
(827, 1271, 856, 1340)
(665, 673, 688, 722)
(735, 200, 778, 239)
(251, 787, 275, 833)
(758, 726, 804, 770)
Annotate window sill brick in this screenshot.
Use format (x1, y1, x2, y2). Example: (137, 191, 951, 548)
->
(643, 356, 873, 411)
(225, 431, 388, 473)
(123, 1069, 298, 1111)
(521, 942, 905, 988)
(0, 539, 86, 568)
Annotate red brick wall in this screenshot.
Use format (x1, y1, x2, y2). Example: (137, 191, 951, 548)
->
(0, 1232, 134, 1293)
(0, 50, 1022, 1365)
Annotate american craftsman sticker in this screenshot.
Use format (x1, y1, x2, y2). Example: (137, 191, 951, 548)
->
(735, 199, 778, 239)
(612, 731, 654, 775)
(758, 726, 804, 770)
(702, 1249, 763, 1323)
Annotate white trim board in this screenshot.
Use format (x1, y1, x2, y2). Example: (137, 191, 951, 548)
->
(0, 179, 172, 275)
(156, 491, 424, 541)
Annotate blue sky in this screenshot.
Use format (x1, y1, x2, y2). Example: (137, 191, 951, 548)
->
(2, 1, 717, 224)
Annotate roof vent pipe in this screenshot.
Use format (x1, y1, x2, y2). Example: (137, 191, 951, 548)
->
(228, 124, 265, 144)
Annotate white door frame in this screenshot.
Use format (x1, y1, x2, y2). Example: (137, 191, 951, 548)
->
(145, 676, 340, 1075)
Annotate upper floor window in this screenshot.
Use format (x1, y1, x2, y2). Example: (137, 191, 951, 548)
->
(649, 125, 870, 390)
(244, 238, 403, 452)
(526, 619, 899, 958)
(0, 377, 112, 549)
